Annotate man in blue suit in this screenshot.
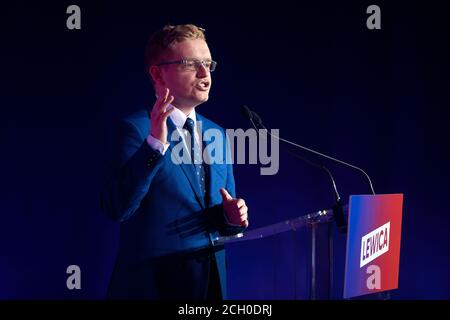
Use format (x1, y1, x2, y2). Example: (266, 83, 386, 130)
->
(101, 24, 249, 299)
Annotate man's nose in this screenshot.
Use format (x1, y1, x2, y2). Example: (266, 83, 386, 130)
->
(196, 64, 209, 78)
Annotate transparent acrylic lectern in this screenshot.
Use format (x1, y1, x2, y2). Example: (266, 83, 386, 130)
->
(213, 204, 348, 300)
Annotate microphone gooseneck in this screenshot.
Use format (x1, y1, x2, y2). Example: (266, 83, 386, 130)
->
(240, 105, 376, 196)
(241, 105, 341, 202)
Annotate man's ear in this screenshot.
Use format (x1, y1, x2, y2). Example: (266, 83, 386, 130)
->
(149, 65, 164, 85)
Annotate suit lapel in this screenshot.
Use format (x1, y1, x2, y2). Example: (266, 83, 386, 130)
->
(167, 117, 206, 209)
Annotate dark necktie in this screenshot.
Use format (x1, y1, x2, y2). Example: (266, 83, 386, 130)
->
(183, 118, 206, 196)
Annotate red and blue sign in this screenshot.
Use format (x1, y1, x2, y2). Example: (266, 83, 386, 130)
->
(344, 194, 403, 299)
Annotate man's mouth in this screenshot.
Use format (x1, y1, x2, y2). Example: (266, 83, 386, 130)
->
(195, 80, 210, 91)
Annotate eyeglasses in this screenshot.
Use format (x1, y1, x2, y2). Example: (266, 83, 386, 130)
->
(156, 58, 217, 72)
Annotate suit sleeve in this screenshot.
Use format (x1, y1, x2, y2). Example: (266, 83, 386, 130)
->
(100, 119, 164, 222)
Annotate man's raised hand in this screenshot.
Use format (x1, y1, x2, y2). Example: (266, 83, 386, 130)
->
(150, 88, 174, 144)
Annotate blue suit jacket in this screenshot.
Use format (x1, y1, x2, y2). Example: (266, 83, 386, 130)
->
(101, 109, 243, 299)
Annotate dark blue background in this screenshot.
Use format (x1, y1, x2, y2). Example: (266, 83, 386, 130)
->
(1, 1, 449, 299)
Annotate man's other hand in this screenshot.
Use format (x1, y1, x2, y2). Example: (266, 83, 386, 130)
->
(220, 188, 249, 227)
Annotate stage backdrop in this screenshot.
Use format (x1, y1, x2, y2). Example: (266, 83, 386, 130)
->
(1, 1, 449, 299)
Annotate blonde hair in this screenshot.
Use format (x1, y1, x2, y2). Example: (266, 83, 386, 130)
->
(144, 24, 206, 72)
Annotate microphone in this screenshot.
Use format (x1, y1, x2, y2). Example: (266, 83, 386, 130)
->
(241, 105, 347, 231)
(241, 105, 341, 201)
(241, 105, 263, 127)
(240, 104, 376, 196)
